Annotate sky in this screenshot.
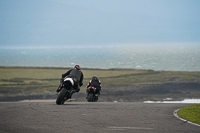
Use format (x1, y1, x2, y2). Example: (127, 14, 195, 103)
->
(0, 0, 200, 47)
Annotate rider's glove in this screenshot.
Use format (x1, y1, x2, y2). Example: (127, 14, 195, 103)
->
(56, 88, 60, 92)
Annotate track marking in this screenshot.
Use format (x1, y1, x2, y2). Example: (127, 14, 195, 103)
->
(108, 126, 154, 130)
(82, 114, 94, 116)
(174, 109, 200, 127)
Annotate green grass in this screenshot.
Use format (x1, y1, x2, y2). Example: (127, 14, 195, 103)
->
(178, 104, 200, 125)
(0, 67, 200, 95)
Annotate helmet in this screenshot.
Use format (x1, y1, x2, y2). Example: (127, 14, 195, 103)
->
(74, 64, 81, 70)
(92, 76, 98, 80)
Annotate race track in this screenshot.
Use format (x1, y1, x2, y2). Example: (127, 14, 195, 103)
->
(0, 101, 199, 133)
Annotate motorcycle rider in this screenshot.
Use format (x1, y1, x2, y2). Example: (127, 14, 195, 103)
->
(86, 76, 101, 98)
(56, 65, 84, 94)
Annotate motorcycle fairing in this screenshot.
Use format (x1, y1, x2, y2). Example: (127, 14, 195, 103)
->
(64, 78, 74, 86)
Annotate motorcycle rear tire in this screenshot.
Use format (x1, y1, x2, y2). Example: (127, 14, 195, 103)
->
(56, 88, 67, 105)
(87, 93, 94, 102)
(94, 96, 98, 102)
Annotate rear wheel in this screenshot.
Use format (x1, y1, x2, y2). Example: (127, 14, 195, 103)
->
(56, 88, 67, 105)
(94, 96, 98, 102)
(87, 93, 94, 102)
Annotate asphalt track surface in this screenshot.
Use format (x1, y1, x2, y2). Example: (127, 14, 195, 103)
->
(0, 101, 199, 133)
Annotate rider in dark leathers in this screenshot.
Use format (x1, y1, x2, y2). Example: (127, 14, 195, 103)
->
(86, 76, 101, 98)
(56, 65, 84, 93)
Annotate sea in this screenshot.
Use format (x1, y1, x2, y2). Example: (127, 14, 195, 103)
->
(0, 44, 200, 71)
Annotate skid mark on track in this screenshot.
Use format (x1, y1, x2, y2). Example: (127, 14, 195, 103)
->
(28, 102, 49, 114)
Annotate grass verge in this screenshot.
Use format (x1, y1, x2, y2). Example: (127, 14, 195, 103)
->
(178, 104, 200, 125)
(0, 66, 200, 96)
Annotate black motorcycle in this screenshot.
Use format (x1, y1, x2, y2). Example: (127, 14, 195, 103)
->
(56, 78, 76, 105)
(86, 86, 99, 102)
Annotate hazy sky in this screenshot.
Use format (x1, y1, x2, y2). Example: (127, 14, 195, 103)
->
(0, 0, 200, 47)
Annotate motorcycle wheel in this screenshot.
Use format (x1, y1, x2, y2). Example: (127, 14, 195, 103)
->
(56, 88, 67, 105)
(87, 93, 94, 102)
(94, 96, 98, 102)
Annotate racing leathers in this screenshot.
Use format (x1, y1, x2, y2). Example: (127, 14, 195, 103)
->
(86, 78, 101, 96)
(58, 68, 84, 93)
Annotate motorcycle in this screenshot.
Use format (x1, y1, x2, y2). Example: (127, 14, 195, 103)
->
(86, 86, 99, 102)
(56, 78, 76, 105)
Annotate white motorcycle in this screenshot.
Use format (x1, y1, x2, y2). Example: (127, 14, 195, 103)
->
(56, 78, 76, 105)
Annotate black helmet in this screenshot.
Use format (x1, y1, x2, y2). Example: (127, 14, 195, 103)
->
(92, 76, 98, 80)
(74, 64, 81, 70)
